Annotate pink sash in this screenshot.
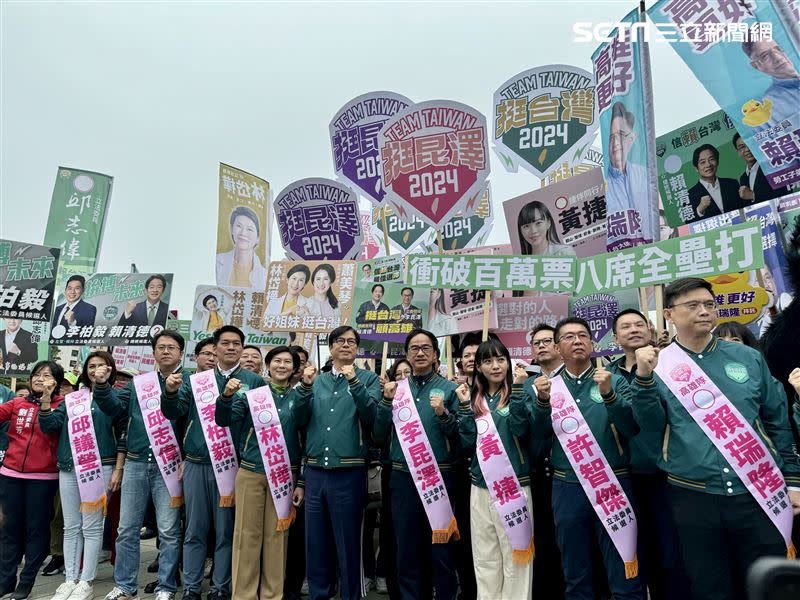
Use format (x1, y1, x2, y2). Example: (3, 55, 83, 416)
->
(392, 379, 459, 543)
(474, 409, 534, 563)
(245, 386, 296, 530)
(65, 389, 107, 514)
(134, 371, 184, 507)
(655, 343, 796, 558)
(550, 375, 639, 578)
(189, 371, 238, 507)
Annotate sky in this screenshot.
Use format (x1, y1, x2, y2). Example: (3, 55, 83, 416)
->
(0, 0, 722, 317)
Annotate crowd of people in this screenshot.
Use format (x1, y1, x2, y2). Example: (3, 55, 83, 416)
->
(0, 277, 799, 600)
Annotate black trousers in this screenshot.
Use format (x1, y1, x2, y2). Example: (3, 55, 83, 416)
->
(669, 485, 787, 600)
(284, 499, 306, 595)
(531, 464, 566, 600)
(377, 466, 401, 599)
(0, 475, 58, 589)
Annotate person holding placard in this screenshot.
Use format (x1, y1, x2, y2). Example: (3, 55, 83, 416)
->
(630, 278, 800, 600)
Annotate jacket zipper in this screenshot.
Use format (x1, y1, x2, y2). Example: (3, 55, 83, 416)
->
(183, 420, 193, 445)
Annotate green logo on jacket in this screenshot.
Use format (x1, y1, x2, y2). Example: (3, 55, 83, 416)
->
(724, 363, 749, 384)
(590, 385, 603, 403)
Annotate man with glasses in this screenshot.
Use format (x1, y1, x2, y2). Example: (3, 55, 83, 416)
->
(161, 325, 265, 600)
(375, 329, 461, 600)
(631, 278, 800, 600)
(742, 39, 800, 133)
(605, 100, 655, 245)
(609, 309, 690, 600)
(294, 325, 380, 600)
(529, 317, 645, 600)
(94, 330, 189, 600)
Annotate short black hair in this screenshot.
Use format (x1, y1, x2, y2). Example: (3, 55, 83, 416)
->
(664, 278, 714, 308)
(404, 328, 440, 355)
(715, 321, 759, 349)
(328, 325, 360, 347)
(194, 337, 216, 355)
(242, 344, 261, 355)
(264, 345, 300, 372)
(530, 323, 556, 338)
(79, 350, 117, 389)
(202, 294, 217, 308)
(286, 263, 311, 281)
(401, 287, 414, 296)
(732, 132, 742, 148)
(554, 317, 591, 342)
(65, 275, 85, 289)
(229, 205, 260, 237)
(213, 325, 245, 345)
(692, 144, 719, 168)
(362, 264, 371, 270)
(290, 345, 309, 361)
(152, 329, 185, 352)
(612, 308, 648, 333)
(371, 283, 385, 294)
(31, 360, 65, 389)
(610, 101, 635, 129)
(145, 274, 167, 291)
(459, 332, 483, 356)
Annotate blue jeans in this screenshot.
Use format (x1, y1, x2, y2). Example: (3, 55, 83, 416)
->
(60, 466, 113, 582)
(183, 462, 233, 595)
(114, 459, 182, 594)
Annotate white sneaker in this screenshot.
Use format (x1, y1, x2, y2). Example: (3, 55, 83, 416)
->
(104, 587, 136, 600)
(301, 580, 309, 595)
(70, 581, 94, 600)
(154, 592, 175, 600)
(51, 581, 78, 600)
(376, 577, 388, 594)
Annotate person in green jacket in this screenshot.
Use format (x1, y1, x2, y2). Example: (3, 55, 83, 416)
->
(40, 351, 127, 600)
(95, 330, 188, 600)
(456, 338, 533, 599)
(215, 343, 302, 600)
(529, 316, 645, 600)
(631, 278, 800, 600)
(377, 329, 461, 600)
(293, 325, 380, 600)
(163, 327, 264, 600)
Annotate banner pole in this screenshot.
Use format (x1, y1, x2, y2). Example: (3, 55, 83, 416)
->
(436, 230, 454, 379)
(655, 284, 665, 339)
(482, 291, 491, 342)
(379, 207, 393, 371)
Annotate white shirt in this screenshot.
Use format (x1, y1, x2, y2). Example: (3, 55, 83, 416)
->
(699, 178, 724, 214)
(4, 329, 18, 351)
(57, 301, 78, 325)
(218, 363, 241, 378)
(746, 164, 759, 192)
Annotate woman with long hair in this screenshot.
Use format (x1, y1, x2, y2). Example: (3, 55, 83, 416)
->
(307, 264, 341, 320)
(715, 321, 759, 349)
(215, 345, 305, 600)
(387, 358, 412, 382)
(456, 339, 534, 599)
(517, 200, 576, 257)
(0, 360, 65, 599)
(40, 351, 127, 600)
(427, 288, 457, 338)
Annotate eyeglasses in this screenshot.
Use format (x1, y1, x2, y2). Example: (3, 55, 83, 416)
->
(609, 131, 632, 143)
(408, 345, 433, 355)
(32, 372, 54, 380)
(532, 338, 554, 347)
(196, 351, 215, 358)
(669, 300, 717, 312)
(334, 338, 358, 347)
(558, 332, 591, 343)
(395, 370, 411, 380)
(155, 345, 181, 352)
(752, 46, 786, 67)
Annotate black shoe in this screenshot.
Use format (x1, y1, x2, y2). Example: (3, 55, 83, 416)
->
(9, 582, 32, 599)
(41, 554, 64, 576)
(283, 593, 301, 600)
(0, 581, 17, 598)
(144, 581, 157, 594)
(147, 556, 159, 573)
(182, 592, 202, 600)
(140, 526, 157, 540)
(206, 592, 228, 600)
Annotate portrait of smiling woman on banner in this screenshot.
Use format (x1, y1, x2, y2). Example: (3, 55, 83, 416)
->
(215, 205, 267, 289)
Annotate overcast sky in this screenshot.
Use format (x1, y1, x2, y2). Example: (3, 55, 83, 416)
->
(1, 1, 721, 316)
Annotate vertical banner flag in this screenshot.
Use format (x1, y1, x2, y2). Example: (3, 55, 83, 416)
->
(43, 167, 112, 276)
(216, 163, 271, 290)
(379, 100, 491, 228)
(492, 65, 599, 180)
(593, 8, 659, 251)
(274, 178, 363, 261)
(330, 91, 413, 205)
(0, 240, 60, 322)
(648, 0, 800, 190)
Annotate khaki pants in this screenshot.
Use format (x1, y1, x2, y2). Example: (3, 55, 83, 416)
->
(470, 484, 534, 600)
(231, 468, 289, 600)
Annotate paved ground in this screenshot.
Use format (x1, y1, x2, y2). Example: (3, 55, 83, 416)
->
(25, 539, 384, 599)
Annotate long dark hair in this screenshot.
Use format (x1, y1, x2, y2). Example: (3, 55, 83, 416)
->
(517, 200, 561, 254)
(387, 358, 412, 381)
(716, 321, 759, 349)
(469, 339, 512, 416)
(312, 264, 339, 309)
(79, 351, 117, 390)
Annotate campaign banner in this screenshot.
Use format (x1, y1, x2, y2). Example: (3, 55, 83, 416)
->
(569, 290, 640, 357)
(778, 191, 800, 241)
(593, 8, 659, 251)
(543, 144, 604, 186)
(422, 187, 494, 251)
(350, 282, 429, 343)
(357, 255, 405, 285)
(493, 65, 599, 179)
(503, 167, 606, 259)
(216, 163, 270, 289)
(274, 178, 363, 261)
(379, 100, 491, 228)
(440, 245, 502, 334)
(360, 211, 383, 260)
(264, 260, 355, 333)
(0, 240, 60, 322)
(575, 222, 763, 295)
(372, 205, 430, 253)
(648, 0, 800, 189)
(407, 254, 576, 293)
(493, 294, 570, 363)
(330, 91, 413, 205)
(0, 319, 48, 376)
(111, 346, 156, 374)
(49, 273, 174, 346)
(43, 167, 112, 276)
